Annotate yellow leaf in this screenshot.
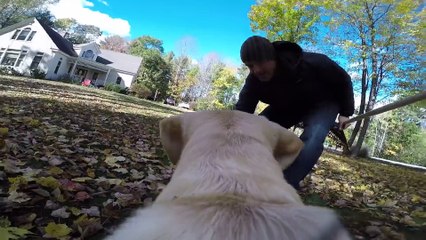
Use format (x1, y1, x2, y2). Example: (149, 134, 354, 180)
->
(411, 210, 426, 218)
(29, 119, 40, 127)
(411, 194, 422, 203)
(0, 226, 32, 240)
(86, 168, 95, 178)
(44, 222, 71, 238)
(48, 166, 64, 175)
(0, 128, 8, 137)
(36, 177, 60, 189)
(72, 177, 93, 183)
(69, 207, 82, 216)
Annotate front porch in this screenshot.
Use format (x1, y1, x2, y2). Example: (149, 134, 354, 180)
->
(67, 58, 113, 87)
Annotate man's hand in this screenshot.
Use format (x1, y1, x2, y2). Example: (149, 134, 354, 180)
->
(338, 115, 351, 130)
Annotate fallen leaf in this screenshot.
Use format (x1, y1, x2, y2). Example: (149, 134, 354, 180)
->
(0, 226, 32, 240)
(75, 191, 91, 202)
(7, 191, 31, 203)
(68, 207, 82, 216)
(43, 222, 72, 238)
(113, 168, 128, 174)
(81, 206, 100, 217)
(48, 166, 64, 175)
(0, 127, 8, 137)
(36, 176, 60, 189)
(45, 200, 61, 210)
(72, 177, 93, 183)
(51, 207, 70, 219)
(31, 188, 50, 197)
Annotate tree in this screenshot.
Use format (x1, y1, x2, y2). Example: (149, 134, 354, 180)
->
(129, 36, 171, 100)
(0, 0, 58, 28)
(100, 35, 129, 53)
(129, 36, 164, 56)
(136, 52, 171, 100)
(248, 0, 320, 42)
(197, 68, 242, 110)
(325, 0, 424, 156)
(167, 53, 196, 102)
(364, 103, 425, 166)
(53, 18, 102, 44)
(190, 53, 225, 101)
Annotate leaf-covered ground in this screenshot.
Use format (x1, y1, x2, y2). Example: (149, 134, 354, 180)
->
(0, 76, 425, 239)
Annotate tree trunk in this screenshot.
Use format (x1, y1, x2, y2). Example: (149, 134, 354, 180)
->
(348, 49, 368, 147)
(352, 117, 371, 156)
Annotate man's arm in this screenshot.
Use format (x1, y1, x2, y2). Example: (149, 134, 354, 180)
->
(235, 75, 259, 114)
(325, 58, 355, 117)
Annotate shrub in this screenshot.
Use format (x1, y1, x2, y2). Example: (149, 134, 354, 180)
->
(104, 83, 122, 93)
(130, 83, 152, 99)
(0, 66, 24, 76)
(30, 69, 46, 79)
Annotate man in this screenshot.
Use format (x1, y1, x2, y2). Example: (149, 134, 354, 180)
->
(235, 36, 355, 190)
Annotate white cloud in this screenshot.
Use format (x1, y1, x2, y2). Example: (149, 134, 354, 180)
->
(97, 0, 109, 6)
(82, 0, 94, 7)
(48, 0, 130, 37)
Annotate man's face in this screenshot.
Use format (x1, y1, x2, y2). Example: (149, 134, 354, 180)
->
(245, 60, 277, 82)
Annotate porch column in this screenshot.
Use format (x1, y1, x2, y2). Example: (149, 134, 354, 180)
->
(0, 47, 10, 64)
(70, 59, 78, 80)
(104, 68, 111, 86)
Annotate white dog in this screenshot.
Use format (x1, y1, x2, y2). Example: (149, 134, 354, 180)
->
(105, 110, 351, 240)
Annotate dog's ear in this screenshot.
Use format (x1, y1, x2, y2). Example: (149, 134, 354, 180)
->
(273, 126, 304, 169)
(159, 115, 184, 165)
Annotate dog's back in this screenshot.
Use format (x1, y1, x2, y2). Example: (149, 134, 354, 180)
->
(106, 194, 350, 240)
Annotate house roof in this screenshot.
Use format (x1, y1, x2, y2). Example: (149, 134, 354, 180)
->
(97, 49, 142, 74)
(0, 18, 78, 57)
(38, 19, 78, 57)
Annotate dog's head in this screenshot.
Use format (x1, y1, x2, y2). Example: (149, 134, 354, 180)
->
(159, 110, 303, 169)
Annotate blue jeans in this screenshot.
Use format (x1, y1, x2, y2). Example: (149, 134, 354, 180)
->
(260, 102, 339, 189)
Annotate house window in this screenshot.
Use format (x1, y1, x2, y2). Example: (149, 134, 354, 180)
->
(15, 50, 28, 67)
(54, 58, 62, 74)
(1, 49, 20, 66)
(17, 28, 31, 40)
(68, 65, 73, 74)
(30, 52, 44, 70)
(92, 72, 98, 81)
(11, 30, 20, 39)
(116, 76, 122, 85)
(27, 31, 37, 41)
(83, 50, 94, 59)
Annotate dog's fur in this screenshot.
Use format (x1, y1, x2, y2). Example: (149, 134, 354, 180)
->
(106, 110, 351, 240)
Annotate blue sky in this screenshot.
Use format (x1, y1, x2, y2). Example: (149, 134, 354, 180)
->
(49, 0, 258, 65)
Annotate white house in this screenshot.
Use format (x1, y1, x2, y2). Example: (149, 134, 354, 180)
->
(0, 18, 142, 89)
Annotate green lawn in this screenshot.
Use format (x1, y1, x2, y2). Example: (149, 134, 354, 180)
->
(0, 75, 425, 239)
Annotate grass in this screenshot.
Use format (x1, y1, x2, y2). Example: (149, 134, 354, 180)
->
(0, 75, 425, 239)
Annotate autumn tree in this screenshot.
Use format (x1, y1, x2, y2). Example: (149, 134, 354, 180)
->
(166, 52, 198, 102)
(324, 0, 424, 156)
(100, 35, 129, 53)
(197, 68, 243, 110)
(189, 53, 225, 102)
(248, 0, 320, 42)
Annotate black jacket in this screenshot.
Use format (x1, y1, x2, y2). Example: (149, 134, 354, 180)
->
(235, 42, 355, 117)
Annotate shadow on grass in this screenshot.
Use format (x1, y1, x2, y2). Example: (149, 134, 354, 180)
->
(0, 92, 175, 239)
